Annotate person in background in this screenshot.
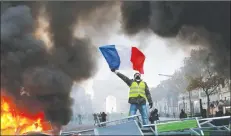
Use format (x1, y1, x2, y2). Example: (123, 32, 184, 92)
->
(149, 108, 159, 124)
(201, 109, 207, 118)
(111, 69, 153, 125)
(96, 113, 101, 127)
(179, 109, 187, 119)
(98, 113, 103, 125)
(224, 111, 231, 126)
(213, 106, 224, 126)
(101, 112, 107, 126)
(215, 106, 224, 117)
(78, 114, 82, 125)
(93, 113, 98, 125)
(225, 110, 231, 116)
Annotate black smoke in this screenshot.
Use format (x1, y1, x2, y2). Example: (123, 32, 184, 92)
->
(45, 1, 107, 80)
(121, 1, 230, 78)
(1, 1, 110, 127)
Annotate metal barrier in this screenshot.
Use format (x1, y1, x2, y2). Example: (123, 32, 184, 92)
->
(94, 120, 143, 135)
(143, 116, 230, 135)
(62, 115, 230, 135)
(198, 116, 230, 121)
(61, 114, 142, 135)
(196, 116, 230, 136)
(98, 114, 141, 126)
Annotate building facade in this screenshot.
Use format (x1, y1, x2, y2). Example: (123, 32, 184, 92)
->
(92, 79, 130, 113)
(177, 83, 230, 115)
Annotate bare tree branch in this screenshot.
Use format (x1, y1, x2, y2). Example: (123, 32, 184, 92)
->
(208, 84, 219, 95)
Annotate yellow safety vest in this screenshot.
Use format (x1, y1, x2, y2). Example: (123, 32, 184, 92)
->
(129, 81, 147, 100)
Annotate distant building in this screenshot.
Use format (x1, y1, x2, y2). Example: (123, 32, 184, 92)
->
(92, 79, 129, 113)
(178, 91, 200, 114)
(177, 82, 230, 115)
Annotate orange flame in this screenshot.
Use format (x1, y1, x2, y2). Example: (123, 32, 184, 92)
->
(1, 95, 52, 135)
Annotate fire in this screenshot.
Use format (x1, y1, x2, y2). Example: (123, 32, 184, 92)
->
(1, 95, 52, 135)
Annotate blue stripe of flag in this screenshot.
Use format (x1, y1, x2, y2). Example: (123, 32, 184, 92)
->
(99, 45, 121, 70)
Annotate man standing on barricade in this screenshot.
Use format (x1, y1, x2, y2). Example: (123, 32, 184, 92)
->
(111, 69, 153, 125)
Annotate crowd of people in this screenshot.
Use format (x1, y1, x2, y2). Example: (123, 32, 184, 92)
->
(210, 106, 230, 126)
(91, 109, 160, 127)
(179, 107, 230, 126)
(179, 106, 231, 119)
(93, 112, 107, 126)
(79, 107, 228, 127)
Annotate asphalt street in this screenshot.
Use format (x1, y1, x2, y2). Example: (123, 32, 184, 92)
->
(62, 117, 177, 132)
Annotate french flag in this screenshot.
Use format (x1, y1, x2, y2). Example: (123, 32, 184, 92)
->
(99, 45, 146, 74)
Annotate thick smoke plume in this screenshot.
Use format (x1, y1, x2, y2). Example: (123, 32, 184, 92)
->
(121, 1, 230, 78)
(45, 1, 108, 80)
(1, 1, 111, 127)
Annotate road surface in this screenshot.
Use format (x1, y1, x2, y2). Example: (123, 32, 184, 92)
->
(62, 117, 177, 132)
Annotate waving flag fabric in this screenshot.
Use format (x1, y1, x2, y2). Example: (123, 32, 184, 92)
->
(99, 45, 146, 74)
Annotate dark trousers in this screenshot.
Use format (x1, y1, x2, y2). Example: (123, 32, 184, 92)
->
(150, 120, 155, 130)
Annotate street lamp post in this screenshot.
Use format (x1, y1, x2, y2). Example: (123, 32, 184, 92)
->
(158, 74, 173, 77)
(183, 96, 185, 111)
(189, 91, 193, 117)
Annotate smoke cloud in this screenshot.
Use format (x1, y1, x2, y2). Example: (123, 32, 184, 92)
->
(1, 1, 112, 127)
(121, 1, 230, 78)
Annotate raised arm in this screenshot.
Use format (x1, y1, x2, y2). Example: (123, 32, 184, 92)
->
(144, 82, 153, 105)
(112, 70, 133, 87)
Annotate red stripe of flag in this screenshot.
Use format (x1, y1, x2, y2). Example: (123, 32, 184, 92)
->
(130, 47, 145, 74)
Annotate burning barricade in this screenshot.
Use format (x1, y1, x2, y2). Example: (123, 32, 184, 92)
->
(1, 94, 53, 135)
(1, 2, 99, 135)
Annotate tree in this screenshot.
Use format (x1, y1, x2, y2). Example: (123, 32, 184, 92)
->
(187, 75, 224, 116)
(150, 67, 189, 114)
(185, 49, 225, 116)
(150, 84, 168, 101)
(151, 48, 229, 116)
(151, 77, 184, 115)
(171, 69, 189, 92)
